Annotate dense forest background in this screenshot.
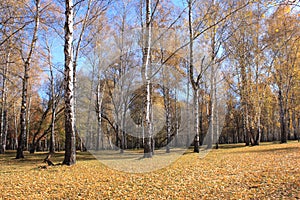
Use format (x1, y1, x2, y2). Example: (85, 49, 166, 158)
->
(0, 0, 299, 162)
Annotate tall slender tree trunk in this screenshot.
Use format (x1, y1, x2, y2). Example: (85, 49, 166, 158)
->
(208, 16, 216, 149)
(49, 54, 56, 154)
(26, 95, 32, 151)
(193, 89, 200, 153)
(243, 111, 249, 146)
(115, 124, 119, 149)
(17, 66, 30, 158)
(253, 3, 262, 146)
(161, 61, 172, 152)
(144, 79, 153, 157)
(297, 118, 300, 142)
(85, 63, 96, 150)
(199, 93, 204, 144)
(255, 107, 262, 145)
(188, 0, 200, 153)
(214, 73, 219, 149)
(240, 58, 250, 146)
(287, 109, 291, 140)
(279, 88, 287, 143)
(72, 0, 93, 153)
(291, 92, 297, 140)
(119, 12, 126, 154)
(163, 85, 171, 153)
(208, 66, 214, 149)
(16, 0, 40, 159)
(13, 102, 18, 150)
(63, 0, 76, 165)
(96, 78, 104, 150)
(143, 0, 153, 158)
(186, 62, 190, 147)
(174, 88, 179, 147)
(0, 49, 9, 154)
(121, 108, 126, 153)
(278, 71, 287, 144)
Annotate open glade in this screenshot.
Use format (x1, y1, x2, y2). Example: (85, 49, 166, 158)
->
(1, 142, 299, 199)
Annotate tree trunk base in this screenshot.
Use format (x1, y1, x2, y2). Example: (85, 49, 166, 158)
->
(143, 152, 153, 158)
(166, 146, 170, 153)
(16, 149, 24, 159)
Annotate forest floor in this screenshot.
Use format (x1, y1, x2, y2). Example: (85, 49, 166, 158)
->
(0, 141, 299, 199)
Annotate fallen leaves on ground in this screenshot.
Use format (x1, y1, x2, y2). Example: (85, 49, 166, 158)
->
(0, 142, 299, 199)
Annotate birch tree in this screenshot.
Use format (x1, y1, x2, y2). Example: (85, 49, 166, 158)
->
(44, 39, 57, 154)
(187, 0, 204, 153)
(63, 0, 76, 165)
(16, 0, 41, 159)
(142, 0, 154, 158)
(266, 5, 299, 143)
(63, 0, 109, 164)
(186, 0, 254, 151)
(95, 72, 106, 150)
(205, 0, 227, 149)
(0, 43, 10, 154)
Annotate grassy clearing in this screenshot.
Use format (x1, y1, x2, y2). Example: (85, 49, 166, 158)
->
(0, 142, 299, 199)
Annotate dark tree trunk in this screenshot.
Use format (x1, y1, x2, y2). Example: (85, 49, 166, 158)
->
(49, 47, 56, 154)
(292, 101, 297, 140)
(254, 128, 261, 146)
(29, 143, 36, 154)
(278, 89, 287, 143)
(287, 111, 291, 140)
(143, 138, 152, 158)
(242, 105, 249, 146)
(121, 130, 125, 154)
(193, 90, 200, 153)
(296, 118, 300, 142)
(16, 73, 29, 159)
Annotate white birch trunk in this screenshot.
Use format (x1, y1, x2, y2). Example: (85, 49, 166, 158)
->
(0, 48, 9, 154)
(188, 0, 199, 153)
(143, 0, 153, 158)
(96, 79, 104, 150)
(63, 0, 76, 165)
(13, 102, 18, 150)
(26, 95, 32, 151)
